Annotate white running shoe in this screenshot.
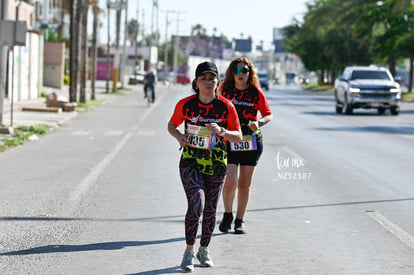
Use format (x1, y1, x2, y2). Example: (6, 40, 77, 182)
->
(196, 246, 214, 267)
(180, 248, 195, 272)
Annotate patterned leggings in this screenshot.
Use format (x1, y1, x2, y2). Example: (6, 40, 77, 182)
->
(180, 167, 225, 247)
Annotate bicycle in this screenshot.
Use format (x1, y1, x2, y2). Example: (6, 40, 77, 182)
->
(144, 84, 155, 106)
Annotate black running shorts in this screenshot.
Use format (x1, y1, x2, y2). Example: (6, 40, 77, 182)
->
(227, 140, 263, 166)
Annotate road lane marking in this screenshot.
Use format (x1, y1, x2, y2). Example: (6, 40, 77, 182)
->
(366, 210, 414, 250)
(137, 131, 156, 136)
(69, 89, 168, 202)
(72, 130, 92, 136)
(69, 131, 134, 202)
(104, 131, 124, 136)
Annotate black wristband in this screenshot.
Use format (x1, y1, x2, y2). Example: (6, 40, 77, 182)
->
(258, 121, 264, 127)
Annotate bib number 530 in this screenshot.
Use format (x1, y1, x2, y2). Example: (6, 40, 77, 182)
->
(230, 135, 257, 151)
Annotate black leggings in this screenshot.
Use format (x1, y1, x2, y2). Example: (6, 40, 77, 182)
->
(180, 167, 224, 247)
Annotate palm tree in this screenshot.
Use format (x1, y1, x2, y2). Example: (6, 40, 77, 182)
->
(191, 24, 207, 38)
(128, 19, 139, 46)
(70, 0, 83, 102)
(90, 1, 103, 100)
(79, 0, 89, 103)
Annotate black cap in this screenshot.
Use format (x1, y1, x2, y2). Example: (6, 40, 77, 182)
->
(195, 61, 219, 78)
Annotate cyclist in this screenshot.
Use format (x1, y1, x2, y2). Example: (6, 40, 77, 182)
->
(144, 70, 156, 103)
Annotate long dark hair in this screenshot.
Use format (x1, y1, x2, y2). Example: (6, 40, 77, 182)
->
(222, 57, 260, 92)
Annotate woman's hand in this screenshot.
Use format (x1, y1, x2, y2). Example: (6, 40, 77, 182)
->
(205, 123, 225, 136)
(248, 120, 260, 132)
(168, 121, 188, 148)
(177, 133, 188, 148)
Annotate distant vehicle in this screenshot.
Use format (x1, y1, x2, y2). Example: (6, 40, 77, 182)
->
(286, 72, 296, 84)
(176, 74, 191, 85)
(128, 71, 146, 85)
(299, 76, 310, 85)
(334, 66, 401, 115)
(257, 72, 269, 90)
(219, 73, 226, 82)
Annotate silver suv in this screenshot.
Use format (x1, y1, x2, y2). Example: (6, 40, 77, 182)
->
(334, 66, 401, 115)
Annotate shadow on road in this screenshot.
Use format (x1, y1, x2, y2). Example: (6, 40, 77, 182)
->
(125, 266, 183, 274)
(0, 238, 186, 256)
(0, 233, 226, 256)
(313, 125, 414, 135)
(247, 197, 414, 214)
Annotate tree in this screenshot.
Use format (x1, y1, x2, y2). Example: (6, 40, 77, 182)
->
(69, 0, 83, 102)
(90, 1, 103, 100)
(127, 19, 139, 46)
(191, 24, 208, 38)
(79, 0, 89, 103)
(283, 0, 414, 83)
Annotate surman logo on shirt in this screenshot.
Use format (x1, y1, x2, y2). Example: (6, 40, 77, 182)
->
(231, 98, 254, 107)
(190, 116, 223, 124)
(191, 115, 200, 124)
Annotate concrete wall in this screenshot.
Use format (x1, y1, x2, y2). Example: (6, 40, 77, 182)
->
(6, 1, 43, 102)
(43, 42, 65, 89)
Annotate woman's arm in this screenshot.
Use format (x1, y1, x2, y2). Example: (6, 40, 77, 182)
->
(168, 121, 188, 148)
(248, 113, 273, 132)
(205, 123, 242, 143)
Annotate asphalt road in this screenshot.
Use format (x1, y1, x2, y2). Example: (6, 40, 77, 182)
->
(1, 83, 414, 274)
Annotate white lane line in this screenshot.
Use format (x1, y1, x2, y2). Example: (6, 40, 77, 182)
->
(366, 210, 414, 250)
(69, 89, 167, 202)
(137, 130, 156, 136)
(69, 131, 134, 201)
(104, 130, 124, 136)
(72, 130, 92, 136)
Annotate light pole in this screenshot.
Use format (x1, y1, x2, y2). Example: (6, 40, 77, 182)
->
(0, 0, 10, 127)
(106, 0, 111, 93)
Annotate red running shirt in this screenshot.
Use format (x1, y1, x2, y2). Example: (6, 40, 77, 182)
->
(221, 85, 272, 129)
(170, 94, 241, 176)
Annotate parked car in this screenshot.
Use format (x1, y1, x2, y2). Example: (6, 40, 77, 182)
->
(128, 71, 146, 85)
(257, 72, 269, 90)
(334, 66, 401, 115)
(176, 73, 191, 84)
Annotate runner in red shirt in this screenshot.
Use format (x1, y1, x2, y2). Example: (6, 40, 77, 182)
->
(168, 61, 242, 272)
(219, 57, 273, 234)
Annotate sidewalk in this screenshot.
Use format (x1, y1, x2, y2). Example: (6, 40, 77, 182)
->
(1, 80, 114, 130)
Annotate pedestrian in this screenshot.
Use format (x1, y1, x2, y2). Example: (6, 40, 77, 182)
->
(219, 57, 273, 234)
(167, 61, 242, 272)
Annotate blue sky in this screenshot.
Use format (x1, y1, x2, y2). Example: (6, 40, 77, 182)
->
(100, 0, 308, 49)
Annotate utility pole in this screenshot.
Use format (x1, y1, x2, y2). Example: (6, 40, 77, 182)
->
(134, 1, 140, 69)
(163, 11, 171, 82)
(121, 0, 128, 88)
(106, 0, 111, 93)
(108, 0, 126, 92)
(114, 0, 121, 92)
(149, 0, 158, 70)
(0, 0, 9, 126)
(173, 11, 184, 84)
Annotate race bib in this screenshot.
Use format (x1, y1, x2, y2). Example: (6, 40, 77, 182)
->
(186, 124, 216, 150)
(230, 134, 257, 151)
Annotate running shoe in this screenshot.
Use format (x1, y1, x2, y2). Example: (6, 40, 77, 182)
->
(196, 246, 214, 267)
(234, 219, 246, 234)
(180, 248, 195, 272)
(219, 212, 233, 233)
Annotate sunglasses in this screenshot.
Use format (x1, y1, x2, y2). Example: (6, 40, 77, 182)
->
(233, 67, 249, 74)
